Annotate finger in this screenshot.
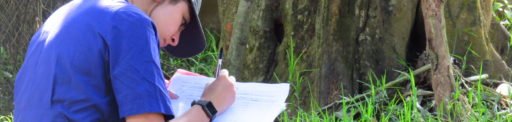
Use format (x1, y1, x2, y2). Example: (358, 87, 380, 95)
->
(168, 90, 179, 99)
(229, 76, 236, 83)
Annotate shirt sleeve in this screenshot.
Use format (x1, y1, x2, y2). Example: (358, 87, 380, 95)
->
(108, 7, 174, 120)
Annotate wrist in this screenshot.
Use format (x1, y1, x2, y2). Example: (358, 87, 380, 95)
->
(191, 100, 218, 121)
(170, 106, 210, 122)
(189, 105, 210, 122)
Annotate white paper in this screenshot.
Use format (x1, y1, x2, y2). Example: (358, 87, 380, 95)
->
(168, 74, 290, 122)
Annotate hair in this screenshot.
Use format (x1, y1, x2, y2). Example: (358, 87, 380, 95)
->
(167, 0, 193, 12)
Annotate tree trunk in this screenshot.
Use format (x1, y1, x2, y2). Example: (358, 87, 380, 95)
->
(445, 0, 512, 80)
(218, 0, 512, 111)
(223, 0, 278, 81)
(219, 0, 419, 107)
(420, 0, 455, 108)
(218, 0, 240, 53)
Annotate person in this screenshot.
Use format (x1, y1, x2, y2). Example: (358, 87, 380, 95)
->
(13, 0, 236, 121)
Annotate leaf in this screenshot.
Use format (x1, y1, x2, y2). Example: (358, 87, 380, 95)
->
(1, 71, 12, 78)
(494, 2, 504, 11)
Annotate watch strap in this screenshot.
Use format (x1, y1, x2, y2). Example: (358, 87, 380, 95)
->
(191, 100, 217, 120)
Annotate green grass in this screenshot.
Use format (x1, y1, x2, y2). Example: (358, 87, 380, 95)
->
(0, 46, 14, 116)
(277, 39, 512, 121)
(0, 114, 12, 122)
(160, 30, 220, 77)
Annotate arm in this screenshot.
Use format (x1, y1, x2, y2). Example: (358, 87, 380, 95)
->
(173, 69, 236, 122)
(126, 69, 236, 122)
(170, 106, 210, 122)
(126, 113, 166, 122)
(125, 106, 209, 122)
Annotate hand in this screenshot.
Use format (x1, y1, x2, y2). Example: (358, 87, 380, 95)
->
(201, 69, 236, 114)
(165, 79, 179, 99)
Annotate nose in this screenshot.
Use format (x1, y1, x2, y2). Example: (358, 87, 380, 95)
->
(169, 32, 181, 46)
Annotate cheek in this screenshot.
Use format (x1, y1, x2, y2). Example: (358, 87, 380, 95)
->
(154, 18, 182, 40)
(154, 20, 171, 38)
(152, 10, 182, 37)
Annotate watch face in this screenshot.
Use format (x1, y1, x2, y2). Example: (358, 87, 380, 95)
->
(204, 100, 217, 116)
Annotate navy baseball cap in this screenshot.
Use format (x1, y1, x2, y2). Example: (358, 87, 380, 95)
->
(164, 0, 206, 58)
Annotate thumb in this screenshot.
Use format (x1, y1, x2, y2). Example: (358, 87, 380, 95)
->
(220, 69, 229, 77)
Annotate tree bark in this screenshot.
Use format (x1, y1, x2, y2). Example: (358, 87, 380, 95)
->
(222, 0, 278, 82)
(220, 0, 419, 107)
(218, 0, 240, 52)
(420, 0, 455, 108)
(275, 0, 420, 106)
(445, 0, 512, 80)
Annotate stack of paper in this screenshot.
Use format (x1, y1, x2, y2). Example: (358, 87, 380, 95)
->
(168, 71, 290, 122)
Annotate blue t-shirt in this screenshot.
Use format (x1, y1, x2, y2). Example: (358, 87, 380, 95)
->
(13, 0, 173, 121)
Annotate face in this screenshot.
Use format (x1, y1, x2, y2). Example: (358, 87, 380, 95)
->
(150, 0, 191, 48)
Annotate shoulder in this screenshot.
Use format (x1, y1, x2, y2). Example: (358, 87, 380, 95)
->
(106, 1, 157, 43)
(111, 4, 153, 28)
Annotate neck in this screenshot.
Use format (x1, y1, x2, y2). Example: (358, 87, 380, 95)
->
(128, 0, 159, 16)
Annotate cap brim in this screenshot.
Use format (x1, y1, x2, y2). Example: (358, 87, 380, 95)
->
(164, 3, 205, 58)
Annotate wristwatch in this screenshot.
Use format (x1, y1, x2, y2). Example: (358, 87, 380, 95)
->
(191, 100, 217, 121)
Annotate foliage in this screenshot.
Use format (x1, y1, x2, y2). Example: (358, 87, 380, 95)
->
(0, 0, 68, 115)
(0, 114, 12, 122)
(0, 46, 14, 115)
(494, 0, 512, 47)
(160, 30, 220, 77)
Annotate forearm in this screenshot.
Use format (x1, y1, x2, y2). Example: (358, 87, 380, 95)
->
(125, 106, 210, 122)
(126, 113, 165, 122)
(170, 106, 210, 122)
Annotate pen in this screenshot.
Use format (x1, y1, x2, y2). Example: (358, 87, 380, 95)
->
(215, 48, 223, 78)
